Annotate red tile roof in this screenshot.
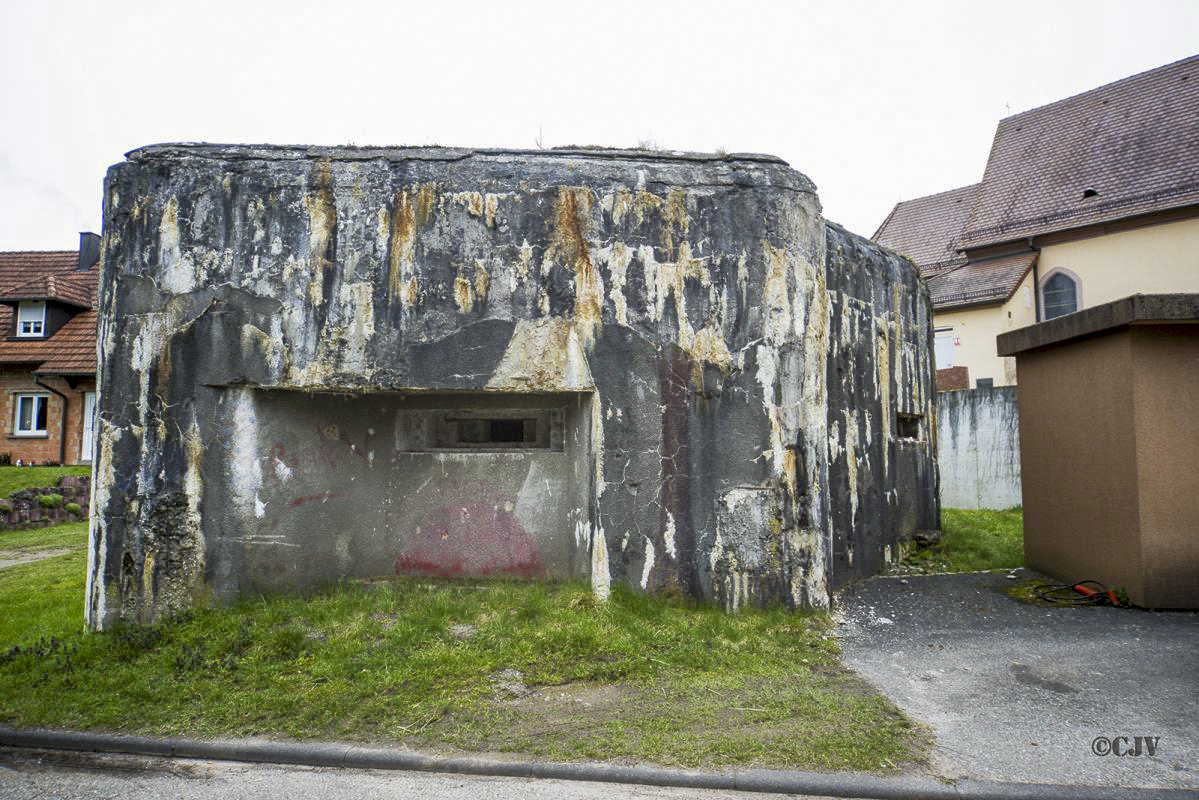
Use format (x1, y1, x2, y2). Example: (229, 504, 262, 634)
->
(33, 310, 98, 375)
(874, 183, 978, 271)
(0, 250, 98, 375)
(873, 55, 1199, 310)
(0, 272, 94, 308)
(925, 251, 1037, 310)
(960, 54, 1199, 247)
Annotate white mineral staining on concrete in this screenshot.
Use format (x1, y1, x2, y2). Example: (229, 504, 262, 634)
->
(663, 511, 678, 560)
(240, 323, 283, 377)
(230, 388, 262, 521)
(590, 524, 610, 602)
(876, 317, 891, 472)
(689, 321, 733, 372)
(597, 242, 632, 326)
(302, 166, 336, 306)
(473, 260, 490, 302)
(158, 196, 195, 294)
(844, 411, 860, 527)
(486, 318, 595, 391)
(453, 269, 475, 313)
(709, 487, 770, 612)
(753, 345, 789, 491)
(590, 392, 606, 500)
(516, 239, 534, 283)
(336, 281, 376, 374)
(640, 536, 656, 589)
(574, 517, 590, 550)
(444, 190, 486, 221)
(388, 184, 435, 309)
(85, 421, 122, 628)
(172, 415, 207, 604)
(790, 527, 829, 610)
(547, 188, 605, 346)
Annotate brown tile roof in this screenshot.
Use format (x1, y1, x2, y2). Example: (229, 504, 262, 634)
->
(0, 250, 98, 375)
(873, 183, 978, 270)
(33, 310, 98, 375)
(0, 272, 94, 308)
(925, 251, 1037, 310)
(960, 54, 1199, 247)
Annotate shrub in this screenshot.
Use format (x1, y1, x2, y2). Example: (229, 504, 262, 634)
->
(37, 494, 64, 509)
(0, 452, 11, 466)
(0, 502, 10, 515)
(65, 502, 82, 516)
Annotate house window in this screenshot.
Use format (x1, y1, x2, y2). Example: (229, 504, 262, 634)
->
(1042, 272, 1079, 320)
(16, 301, 46, 337)
(14, 394, 49, 436)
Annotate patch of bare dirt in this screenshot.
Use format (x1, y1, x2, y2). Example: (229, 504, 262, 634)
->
(0, 548, 71, 570)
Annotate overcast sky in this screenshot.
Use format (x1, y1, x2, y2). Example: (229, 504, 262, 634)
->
(2, 0, 1196, 250)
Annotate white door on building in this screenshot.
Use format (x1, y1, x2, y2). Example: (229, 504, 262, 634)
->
(81, 391, 96, 462)
(934, 330, 955, 370)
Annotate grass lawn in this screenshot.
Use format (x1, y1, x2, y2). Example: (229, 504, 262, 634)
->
(0, 524, 928, 772)
(0, 465, 90, 497)
(898, 508, 1024, 574)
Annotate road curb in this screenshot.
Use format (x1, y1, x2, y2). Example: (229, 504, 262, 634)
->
(0, 727, 1192, 799)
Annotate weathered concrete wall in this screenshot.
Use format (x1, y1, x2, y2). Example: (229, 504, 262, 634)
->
(86, 144, 937, 628)
(936, 387, 1021, 510)
(825, 224, 939, 584)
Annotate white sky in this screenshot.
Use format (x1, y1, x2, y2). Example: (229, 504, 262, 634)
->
(2, 0, 1197, 250)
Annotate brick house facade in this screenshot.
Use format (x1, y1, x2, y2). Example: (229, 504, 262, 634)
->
(0, 235, 99, 465)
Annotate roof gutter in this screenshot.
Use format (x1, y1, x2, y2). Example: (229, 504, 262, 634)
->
(34, 377, 68, 465)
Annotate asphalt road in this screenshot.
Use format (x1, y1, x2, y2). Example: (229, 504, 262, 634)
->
(835, 569, 1199, 789)
(0, 748, 860, 800)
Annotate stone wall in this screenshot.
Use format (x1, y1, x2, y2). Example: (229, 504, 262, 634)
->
(936, 386, 1021, 509)
(0, 475, 91, 529)
(88, 144, 938, 628)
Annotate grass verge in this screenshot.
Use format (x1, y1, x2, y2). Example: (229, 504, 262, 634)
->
(0, 520, 90, 554)
(0, 525, 927, 772)
(898, 508, 1023, 574)
(0, 465, 90, 497)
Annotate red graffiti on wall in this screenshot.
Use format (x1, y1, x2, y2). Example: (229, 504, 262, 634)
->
(395, 500, 544, 579)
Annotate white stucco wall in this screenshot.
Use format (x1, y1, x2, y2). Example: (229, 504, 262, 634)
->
(932, 270, 1036, 387)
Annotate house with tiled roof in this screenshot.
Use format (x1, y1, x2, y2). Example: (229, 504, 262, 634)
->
(876, 53, 1199, 388)
(0, 233, 100, 465)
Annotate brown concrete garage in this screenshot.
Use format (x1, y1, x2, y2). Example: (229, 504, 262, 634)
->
(997, 294, 1199, 608)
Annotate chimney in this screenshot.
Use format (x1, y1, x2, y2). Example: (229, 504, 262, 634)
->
(77, 232, 101, 271)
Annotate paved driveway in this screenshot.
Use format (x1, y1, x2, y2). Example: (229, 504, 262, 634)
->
(836, 569, 1199, 789)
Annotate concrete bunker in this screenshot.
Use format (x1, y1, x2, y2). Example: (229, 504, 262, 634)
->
(87, 144, 938, 628)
